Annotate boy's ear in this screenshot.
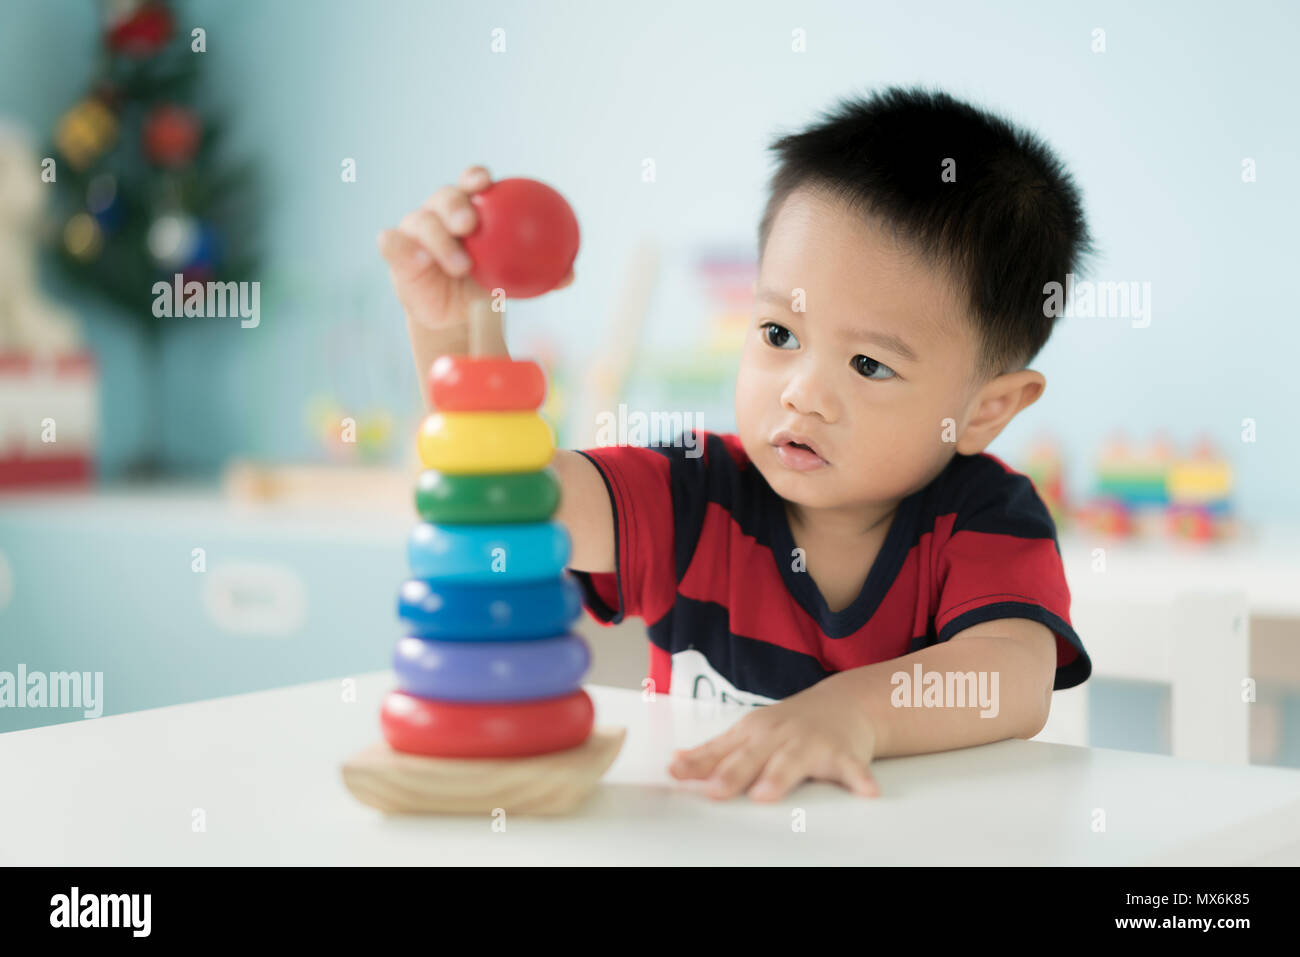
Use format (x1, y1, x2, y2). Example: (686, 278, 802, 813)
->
(954, 369, 1046, 455)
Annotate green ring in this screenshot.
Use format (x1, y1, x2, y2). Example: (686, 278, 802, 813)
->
(415, 468, 560, 524)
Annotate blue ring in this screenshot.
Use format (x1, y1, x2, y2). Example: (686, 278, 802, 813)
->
(397, 575, 582, 641)
(393, 633, 590, 701)
(407, 521, 570, 583)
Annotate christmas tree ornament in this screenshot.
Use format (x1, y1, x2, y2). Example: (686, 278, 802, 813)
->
(105, 1, 174, 57)
(142, 105, 200, 167)
(85, 173, 125, 234)
(186, 221, 220, 270)
(62, 212, 104, 262)
(104, 0, 146, 27)
(54, 98, 118, 172)
(146, 211, 199, 269)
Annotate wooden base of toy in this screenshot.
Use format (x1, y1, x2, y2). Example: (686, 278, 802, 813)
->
(341, 726, 626, 816)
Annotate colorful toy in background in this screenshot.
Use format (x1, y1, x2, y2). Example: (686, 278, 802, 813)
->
(342, 178, 624, 815)
(697, 248, 757, 358)
(0, 355, 97, 490)
(305, 395, 394, 464)
(651, 246, 754, 390)
(0, 122, 97, 491)
(1164, 437, 1237, 541)
(1026, 430, 1239, 543)
(622, 245, 755, 430)
(1020, 435, 1068, 530)
(568, 238, 658, 449)
(1076, 432, 1174, 539)
(522, 332, 570, 449)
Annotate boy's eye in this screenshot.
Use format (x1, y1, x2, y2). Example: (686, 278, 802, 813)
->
(761, 322, 898, 381)
(852, 355, 897, 380)
(760, 322, 798, 350)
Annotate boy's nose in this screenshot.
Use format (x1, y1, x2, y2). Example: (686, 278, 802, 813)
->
(781, 376, 836, 421)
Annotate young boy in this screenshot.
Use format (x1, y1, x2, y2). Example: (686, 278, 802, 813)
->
(378, 86, 1093, 803)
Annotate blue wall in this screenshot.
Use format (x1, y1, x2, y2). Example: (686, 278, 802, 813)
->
(2, 0, 1297, 519)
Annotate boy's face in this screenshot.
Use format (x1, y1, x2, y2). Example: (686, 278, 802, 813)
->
(735, 186, 984, 519)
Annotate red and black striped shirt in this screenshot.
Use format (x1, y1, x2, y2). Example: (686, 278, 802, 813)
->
(568, 430, 1090, 705)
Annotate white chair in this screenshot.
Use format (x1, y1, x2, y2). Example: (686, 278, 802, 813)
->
(1033, 589, 1250, 764)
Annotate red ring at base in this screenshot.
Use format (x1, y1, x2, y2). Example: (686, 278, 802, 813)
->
(380, 688, 594, 758)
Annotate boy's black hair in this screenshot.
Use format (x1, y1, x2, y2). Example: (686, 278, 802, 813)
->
(758, 86, 1092, 383)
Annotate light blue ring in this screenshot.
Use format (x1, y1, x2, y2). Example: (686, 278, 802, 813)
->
(407, 521, 570, 582)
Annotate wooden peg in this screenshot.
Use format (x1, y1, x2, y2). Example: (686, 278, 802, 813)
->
(468, 297, 507, 357)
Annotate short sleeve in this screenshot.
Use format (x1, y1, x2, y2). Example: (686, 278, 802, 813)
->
(934, 459, 1092, 690)
(567, 438, 707, 627)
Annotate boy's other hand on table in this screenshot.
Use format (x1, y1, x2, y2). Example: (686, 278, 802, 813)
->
(669, 676, 880, 802)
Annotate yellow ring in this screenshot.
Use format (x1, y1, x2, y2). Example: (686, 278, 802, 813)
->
(417, 411, 555, 474)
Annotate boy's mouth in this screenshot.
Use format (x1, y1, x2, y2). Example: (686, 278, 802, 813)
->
(774, 442, 829, 470)
(771, 431, 830, 469)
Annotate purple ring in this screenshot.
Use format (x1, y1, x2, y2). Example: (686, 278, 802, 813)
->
(393, 633, 590, 702)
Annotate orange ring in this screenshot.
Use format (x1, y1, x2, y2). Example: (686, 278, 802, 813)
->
(380, 688, 593, 758)
(428, 355, 546, 412)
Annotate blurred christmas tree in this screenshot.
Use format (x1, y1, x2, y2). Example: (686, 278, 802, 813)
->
(42, 0, 262, 474)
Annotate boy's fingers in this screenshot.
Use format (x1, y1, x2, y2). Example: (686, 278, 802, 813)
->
(398, 209, 471, 277)
(378, 229, 445, 327)
(429, 186, 478, 237)
(459, 165, 491, 193)
(837, 755, 880, 798)
(376, 229, 432, 281)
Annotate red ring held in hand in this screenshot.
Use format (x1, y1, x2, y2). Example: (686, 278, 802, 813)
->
(427, 355, 546, 412)
(380, 688, 593, 758)
(461, 178, 580, 299)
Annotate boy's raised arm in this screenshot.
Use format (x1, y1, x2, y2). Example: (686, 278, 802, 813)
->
(379, 165, 608, 575)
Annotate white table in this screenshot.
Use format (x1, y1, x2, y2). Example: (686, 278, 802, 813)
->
(1049, 528, 1300, 764)
(4, 674, 1300, 865)
(1058, 527, 1300, 619)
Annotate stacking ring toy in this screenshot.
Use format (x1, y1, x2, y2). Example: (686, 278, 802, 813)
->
(393, 633, 589, 702)
(461, 178, 580, 300)
(428, 355, 546, 412)
(381, 688, 594, 758)
(415, 469, 560, 524)
(408, 521, 569, 582)
(397, 575, 582, 640)
(418, 412, 554, 474)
